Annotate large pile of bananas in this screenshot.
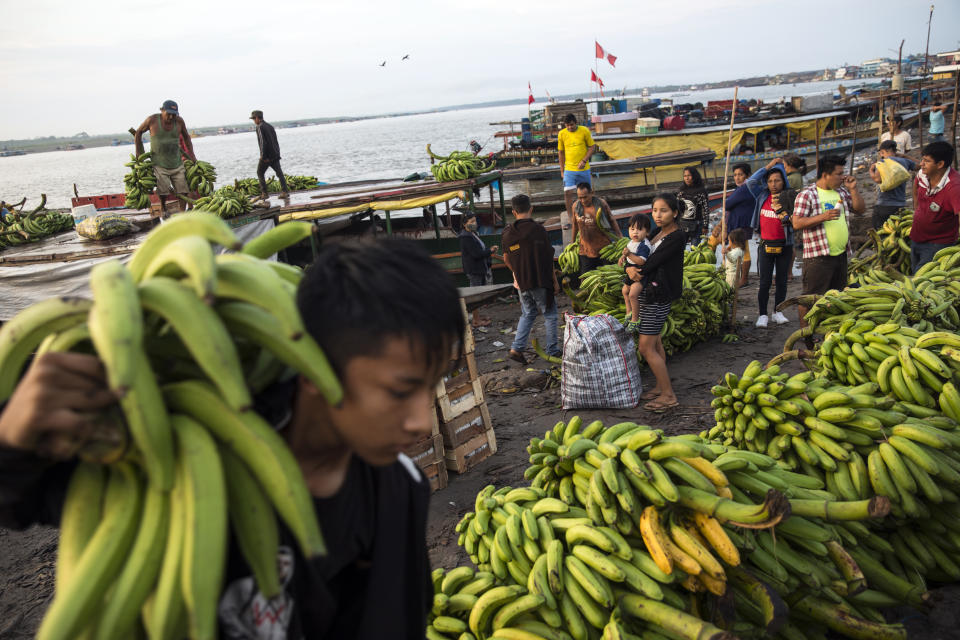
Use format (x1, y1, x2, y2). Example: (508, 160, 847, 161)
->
(794, 245, 960, 335)
(848, 210, 913, 284)
(123, 152, 156, 210)
(0, 214, 328, 640)
(429, 417, 916, 640)
(194, 185, 253, 219)
(0, 199, 74, 250)
(183, 159, 217, 196)
(684, 240, 717, 266)
(428, 145, 496, 182)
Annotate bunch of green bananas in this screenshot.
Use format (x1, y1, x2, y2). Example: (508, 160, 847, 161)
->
(234, 175, 319, 196)
(285, 175, 319, 191)
(194, 185, 253, 219)
(848, 211, 913, 283)
(432, 418, 910, 640)
(123, 152, 156, 210)
(183, 159, 217, 196)
(0, 214, 330, 640)
(684, 240, 717, 266)
(0, 206, 74, 250)
(597, 237, 629, 263)
(558, 239, 580, 275)
(427, 145, 496, 182)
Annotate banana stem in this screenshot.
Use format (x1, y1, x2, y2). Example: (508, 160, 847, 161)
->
(783, 326, 814, 351)
(765, 349, 815, 369)
(791, 595, 907, 640)
(676, 486, 790, 529)
(618, 594, 736, 640)
(531, 339, 561, 364)
(788, 497, 890, 521)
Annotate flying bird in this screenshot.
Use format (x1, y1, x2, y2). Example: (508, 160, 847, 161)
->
(379, 61, 386, 67)
(402, 54, 410, 60)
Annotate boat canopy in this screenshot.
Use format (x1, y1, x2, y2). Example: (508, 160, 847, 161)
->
(596, 110, 851, 161)
(278, 189, 467, 222)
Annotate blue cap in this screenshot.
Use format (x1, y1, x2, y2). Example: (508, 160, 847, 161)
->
(160, 100, 179, 115)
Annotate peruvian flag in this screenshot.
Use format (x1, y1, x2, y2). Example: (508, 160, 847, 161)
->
(528, 82, 535, 105)
(607, 53, 617, 67)
(590, 69, 599, 83)
(595, 41, 605, 58)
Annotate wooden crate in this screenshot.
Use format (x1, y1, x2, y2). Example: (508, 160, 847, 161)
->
(421, 458, 449, 492)
(459, 298, 475, 354)
(403, 432, 447, 491)
(440, 404, 493, 450)
(444, 427, 497, 474)
(436, 377, 484, 422)
(437, 351, 479, 397)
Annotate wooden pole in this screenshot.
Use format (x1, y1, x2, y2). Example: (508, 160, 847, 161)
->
(877, 90, 885, 149)
(951, 71, 960, 168)
(815, 118, 821, 172)
(919, 4, 934, 152)
(719, 87, 740, 247)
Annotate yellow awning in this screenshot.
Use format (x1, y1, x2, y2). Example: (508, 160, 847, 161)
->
(278, 190, 466, 222)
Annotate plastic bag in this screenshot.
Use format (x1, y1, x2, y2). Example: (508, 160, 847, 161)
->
(76, 214, 137, 240)
(560, 313, 643, 409)
(876, 158, 911, 192)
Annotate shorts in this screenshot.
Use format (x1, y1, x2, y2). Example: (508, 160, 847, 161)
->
(636, 300, 672, 335)
(154, 165, 189, 196)
(562, 169, 592, 191)
(801, 254, 847, 296)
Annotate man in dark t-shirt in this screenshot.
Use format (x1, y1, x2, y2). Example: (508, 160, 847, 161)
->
(502, 194, 560, 364)
(0, 238, 463, 639)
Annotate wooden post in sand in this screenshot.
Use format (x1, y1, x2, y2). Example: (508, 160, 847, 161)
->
(720, 87, 739, 329)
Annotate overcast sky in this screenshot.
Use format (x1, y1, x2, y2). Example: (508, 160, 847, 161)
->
(1, 0, 958, 139)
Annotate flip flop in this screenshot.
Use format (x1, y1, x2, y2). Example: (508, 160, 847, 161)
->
(643, 398, 679, 413)
(640, 389, 660, 401)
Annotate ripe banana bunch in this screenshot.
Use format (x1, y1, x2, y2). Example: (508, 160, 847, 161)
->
(683, 240, 717, 266)
(194, 185, 253, 219)
(0, 214, 337, 640)
(427, 146, 496, 182)
(123, 152, 157, 210)
(0, 207, 74, 250)
(184, 159, 217, 196)
(848, 210, 914, 283)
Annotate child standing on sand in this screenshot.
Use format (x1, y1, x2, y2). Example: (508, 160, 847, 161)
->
(724, 229, 747, 289)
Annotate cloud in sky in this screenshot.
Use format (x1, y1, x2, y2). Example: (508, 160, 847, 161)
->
(1, 0, 957, 139)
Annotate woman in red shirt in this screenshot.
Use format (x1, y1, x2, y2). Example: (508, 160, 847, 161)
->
(754, 168, 795, 327)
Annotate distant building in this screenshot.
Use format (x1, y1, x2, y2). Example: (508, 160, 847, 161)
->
(834, 67, 859, 80)
(861, 58, 892, 77)
(933, 50, 960, 81)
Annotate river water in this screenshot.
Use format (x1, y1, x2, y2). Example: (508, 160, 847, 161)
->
(1, 79, 869, 210)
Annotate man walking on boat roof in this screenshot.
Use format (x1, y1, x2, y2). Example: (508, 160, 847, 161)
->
(558, 114, 597, 243)
(251, 110, 290, 201)
(134, 99, 197, 217)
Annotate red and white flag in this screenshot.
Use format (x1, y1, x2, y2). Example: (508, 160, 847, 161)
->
(595, 41, 605, 59)
(528, 82, 535, 105)
(590, 69, 599, 83)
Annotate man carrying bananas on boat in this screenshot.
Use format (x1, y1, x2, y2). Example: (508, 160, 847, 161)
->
(134, 100, 197, 218)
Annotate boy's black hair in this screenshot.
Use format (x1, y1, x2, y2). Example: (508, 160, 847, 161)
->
(628, 213, 651, 230)
(879, 140, 898, 153)
(564, 113, 577, 125)
(817, 155, 846, 178)
(682, 166, 704, 188)
(576, 182, 593, 192)
(732, 163, 751, 175)
(297, 238, 464, 377)
(890, 115, 904, 126)
(728, 228, 747, 247)
(922, 140, 955, 167)
(511, 194, 532, 213)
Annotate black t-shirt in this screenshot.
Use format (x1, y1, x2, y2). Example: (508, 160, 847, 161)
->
(501, 218, 554, 293)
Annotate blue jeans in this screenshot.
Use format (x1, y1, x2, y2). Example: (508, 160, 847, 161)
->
(911, 241, 953, 274)
(511, 288, 560, 356)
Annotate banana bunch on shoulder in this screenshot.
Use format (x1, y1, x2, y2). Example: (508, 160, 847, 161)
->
(184, 159, 217, 197)
(427, 146, 496, 182)
(0, 214, 331, 640)
(123, 152, 156, 210)
(194, 185, 253, 219)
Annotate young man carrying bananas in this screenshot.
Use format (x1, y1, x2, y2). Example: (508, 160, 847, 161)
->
(0, 238, 465, 639)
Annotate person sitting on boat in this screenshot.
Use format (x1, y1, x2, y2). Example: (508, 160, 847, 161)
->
(722, 163, 754, 287)
(881, 115, 913, 156)
(558, 114, 597, 237)
(134, 100, 197, 217)
(677, 166, 709, 246)
(571, 182, 621, 278)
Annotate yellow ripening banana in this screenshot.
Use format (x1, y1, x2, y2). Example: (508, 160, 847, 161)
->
(679, 456, 729, 490)
(213, 258, 305, 341)
(691, 511, 740, 566)
(0, 296, 92, 402)
(55, 463, 106, 594)
(172, 414, 228, 640)
(215, 301, 342, 406)
(94, 484, 170, 640)
(668, 515, 724, 580)
(162, 380, 326, 559)
(241, 221, 314, 259)
(138, 277, 251, 412)
(139, 235, 217, 302)
(37, 463, 143, 640)
(221, 446, 282, 600)
(638, 506, 674, 575)
(128, 212, 241, 282)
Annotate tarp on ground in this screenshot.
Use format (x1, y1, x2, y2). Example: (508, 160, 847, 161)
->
(278, 190, 467, 222)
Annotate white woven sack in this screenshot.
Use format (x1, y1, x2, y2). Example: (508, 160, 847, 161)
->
(560, 313, 643, 409)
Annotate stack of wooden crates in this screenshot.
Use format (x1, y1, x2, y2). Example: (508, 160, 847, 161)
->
(402, 300, 497, 491)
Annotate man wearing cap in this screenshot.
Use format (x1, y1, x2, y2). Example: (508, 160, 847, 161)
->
(250, 110, 289, 200)
(134, 100, 196, 216)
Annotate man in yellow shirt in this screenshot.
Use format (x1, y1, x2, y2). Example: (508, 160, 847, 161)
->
(558, 114, 597, 243)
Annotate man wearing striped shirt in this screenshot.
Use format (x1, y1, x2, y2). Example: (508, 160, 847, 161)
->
(790, 156, 865, 331)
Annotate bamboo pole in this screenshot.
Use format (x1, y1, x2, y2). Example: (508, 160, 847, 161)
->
(919, 4, 934, 152)
(815, 118, 821, 171)
(720, 87, 740, 330)
(877, 90, 885, 149)
(952, 71, 960, 168)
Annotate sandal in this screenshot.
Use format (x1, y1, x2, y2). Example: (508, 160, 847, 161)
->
(643, 398, 679, 412)
(640, 389, 661, 401)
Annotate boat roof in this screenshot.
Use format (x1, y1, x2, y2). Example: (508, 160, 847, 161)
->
(596, 110, 852, 140)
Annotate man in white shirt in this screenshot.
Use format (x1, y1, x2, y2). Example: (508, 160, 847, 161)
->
(880, 115, 913, 155)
